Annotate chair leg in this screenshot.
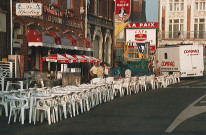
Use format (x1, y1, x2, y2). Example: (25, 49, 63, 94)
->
(47, 110, 51, 125)
(8, 108, 13, 124)
(63, 105, 67, 119)
(4, 103, 8, 117)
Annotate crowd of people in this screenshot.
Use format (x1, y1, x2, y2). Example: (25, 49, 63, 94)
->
(89, 59, 161, 81)
(89, 62, 122, 80)
(147, 59, 161, 76)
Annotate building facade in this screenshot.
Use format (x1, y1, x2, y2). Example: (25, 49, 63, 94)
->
(2, 0, 114, 82)
(86, 0, 114, 65)
(159, 0, 206, 46)
(0, 0, 8, 60)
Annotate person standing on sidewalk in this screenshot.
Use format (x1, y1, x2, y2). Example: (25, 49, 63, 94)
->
(103, 63, 110, 78)
(112, 63, 122, 80)
(89, 62, 98, 79)
(156, 60, 161, 76)
(148, 60, 153, 75)
(97, 63, 104, 79)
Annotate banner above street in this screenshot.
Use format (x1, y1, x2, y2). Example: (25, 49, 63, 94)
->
(115, 0, 131, 21)
(126, 22, 158, 28)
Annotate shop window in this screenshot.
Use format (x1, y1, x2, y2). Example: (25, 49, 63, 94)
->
(67, 0, 73, 9)
(164, 53, 168, 59)
(51, 0, 58, 5)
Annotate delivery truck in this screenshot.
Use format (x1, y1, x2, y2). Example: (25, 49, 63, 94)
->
(157, 44, 204, 77)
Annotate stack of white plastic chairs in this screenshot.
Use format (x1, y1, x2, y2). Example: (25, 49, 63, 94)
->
(0, 72, 181, 126)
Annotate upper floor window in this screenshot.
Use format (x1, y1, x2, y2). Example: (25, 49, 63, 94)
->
(95, 0, 100, 15)
(195, 0, 205, 11)
(169, 0, 184, 11)
(194, 18, 205, 38)
(51, 0, 58, 5)
(169, 19, 184, 38)
(67, 0, 73, 9)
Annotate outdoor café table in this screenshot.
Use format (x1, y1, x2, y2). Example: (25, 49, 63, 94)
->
(29, 93, 53, 123)
(5, 78, 26, 91)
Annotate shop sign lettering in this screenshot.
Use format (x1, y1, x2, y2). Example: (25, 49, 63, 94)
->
(161, 61, 175, 67)
(184, 50, 199, 54)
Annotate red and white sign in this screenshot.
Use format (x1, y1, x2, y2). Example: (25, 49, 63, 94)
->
(115, 0, 131, 21)
(161, 61, 175, 67)
(184, 50, 200, 54)
(126, 22, 158, 28)
(126, 29, 156, 50)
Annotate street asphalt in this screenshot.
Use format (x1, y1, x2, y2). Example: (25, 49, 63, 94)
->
(1, 77, 206, 135)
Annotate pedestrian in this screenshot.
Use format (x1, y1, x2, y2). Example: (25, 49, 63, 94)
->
(112, 62, 122, 80)
(156, 60, 161, 76)
(103, 63, 110, 78)
(148, 59, 153, 75)
(89, 62, 98, 79)
(97, 63, 104, 79)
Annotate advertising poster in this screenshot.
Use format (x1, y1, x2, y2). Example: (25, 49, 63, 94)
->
(115, 0, 131, 21)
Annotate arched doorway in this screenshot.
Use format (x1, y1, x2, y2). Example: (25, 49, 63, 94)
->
(93, 36, 100, 58)
(104, 37, 110, 63)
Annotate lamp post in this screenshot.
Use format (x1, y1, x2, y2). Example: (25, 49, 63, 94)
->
(10, 0, 13, 55)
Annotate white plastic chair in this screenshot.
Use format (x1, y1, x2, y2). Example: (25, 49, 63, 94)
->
(8, 95, 29, 124)
(112, 79, 124, 97)
(138, 76, 147, 91)
(130, 77, 139, 94)
(155, 76, 167, 88)
(146, 74, 155, 90)
(33, 98, 57, 125)
(0, 93, 9, 117)
(122, 78, 131, 95)
(125, 69, 132, 78)
(6, 81, 23, 91)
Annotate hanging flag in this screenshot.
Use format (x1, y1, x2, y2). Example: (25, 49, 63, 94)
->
(115, 0, 131, 21)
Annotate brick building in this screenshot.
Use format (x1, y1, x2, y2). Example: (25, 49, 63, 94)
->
(0, 0, 8, 59)
(3, 0, 114, 82)
(86, 0, 114, 65)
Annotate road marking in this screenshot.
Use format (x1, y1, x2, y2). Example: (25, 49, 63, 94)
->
(165, 94, 206, 133)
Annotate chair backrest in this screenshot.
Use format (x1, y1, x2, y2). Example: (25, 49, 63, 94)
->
(125, 69, 131, 78)
(106, 77, 114, 83)
(90, 78, 101, 84)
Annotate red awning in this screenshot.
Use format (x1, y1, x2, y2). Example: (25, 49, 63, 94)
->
(27, 27, 42, 42)
(81, 37, 90, 48)
(42, 54, 69, 63)
(49, 31, 61, 45)
(62, 54, 78, 63)
(81, 55, 101, 63)
(72, 55, 88, 62)
(66, 34, 77, 46)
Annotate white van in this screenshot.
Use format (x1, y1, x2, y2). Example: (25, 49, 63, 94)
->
(157, 44, 204, 77)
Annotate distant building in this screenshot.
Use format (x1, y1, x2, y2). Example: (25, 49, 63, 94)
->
(114, 0, 147, 61)
(130, 0, 146, 22)
(159, 0, 206, 47)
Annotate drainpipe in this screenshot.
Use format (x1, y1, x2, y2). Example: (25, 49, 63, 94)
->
(85, 0, 87, 38)
(10, 0, 13, 55)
